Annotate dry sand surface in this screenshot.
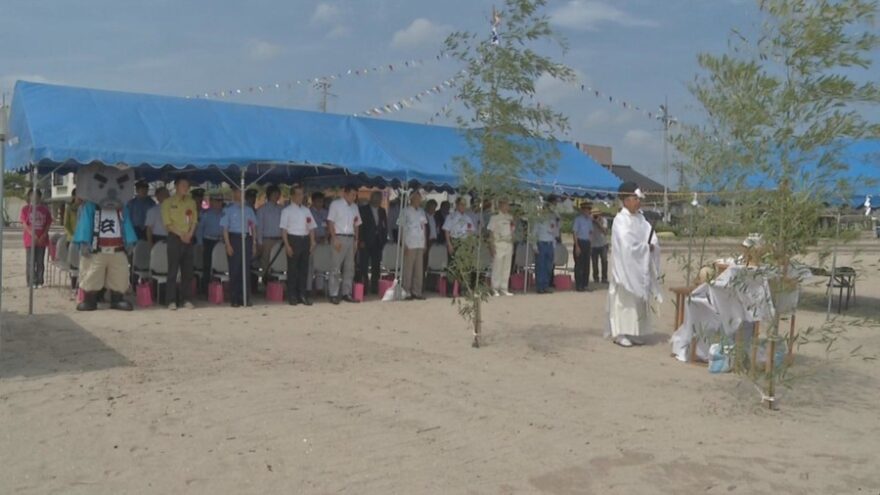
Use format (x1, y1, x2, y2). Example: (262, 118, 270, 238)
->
(2, 232, 880, 494)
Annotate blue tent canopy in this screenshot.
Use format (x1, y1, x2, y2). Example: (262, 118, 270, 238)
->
(5, 81, 621, 196)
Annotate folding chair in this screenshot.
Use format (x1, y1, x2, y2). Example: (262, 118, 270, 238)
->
(211, 242, 230, 283)
(131, 240, 152, 283)
(381, 242, 400, 278)
(553, 242, 571, 275)
(149, 241, 169, 304)
(827, 266, 857, 313)
(266, 243, 287, 283)
(311, 244, 334, 296)
(52, 237, 70, 288)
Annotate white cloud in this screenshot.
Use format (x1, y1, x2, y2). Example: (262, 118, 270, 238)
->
(247, 40, 282, 61)
(623, 129, 664, 155)
(327, 25, 351, 39)
(534, 70, 586, 105)
(310, 3, 352, 39)
(550, 1, 658, 31)
(311, 3, 342, 24)
(613, 110, 635, 125)
(391, 18, 450, 49)
(583, 109, 611, 129)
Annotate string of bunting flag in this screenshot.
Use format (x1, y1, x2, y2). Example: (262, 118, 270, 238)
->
(425, 96, 458, 125)
(187, 53, 451, 100)
(354, 70, 467, 118)
(575, 80, 681, 127)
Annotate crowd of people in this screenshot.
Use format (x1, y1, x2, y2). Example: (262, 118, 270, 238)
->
(22, 180, 616, 310)
(20, 179, 662, 349)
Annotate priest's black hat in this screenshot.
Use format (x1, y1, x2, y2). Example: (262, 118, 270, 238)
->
(618, 181, 644, 199)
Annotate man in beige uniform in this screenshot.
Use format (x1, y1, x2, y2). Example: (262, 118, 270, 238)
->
(487, 199, 515, 296)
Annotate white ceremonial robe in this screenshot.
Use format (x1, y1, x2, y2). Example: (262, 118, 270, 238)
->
(606, 208, 663, 338)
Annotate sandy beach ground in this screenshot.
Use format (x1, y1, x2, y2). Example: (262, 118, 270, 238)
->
(2, 230, 879, 494)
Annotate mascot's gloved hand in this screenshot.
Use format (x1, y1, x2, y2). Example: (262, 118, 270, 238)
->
(80, 244, 93, 259)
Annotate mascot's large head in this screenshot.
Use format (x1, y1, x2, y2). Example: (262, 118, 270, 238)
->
(75, 164, 136, 210)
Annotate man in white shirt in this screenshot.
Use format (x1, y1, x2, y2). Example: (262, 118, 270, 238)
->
(442, 197, 477, 296)
(145, 187, 169, 244)
(280, 185, 317, 306)
(257, 185, 284, 285)
(607, 181, 662, 347)
(487, 199, 515, 296)
(400, 191, 428, 300)
(327, 184, 362, 304)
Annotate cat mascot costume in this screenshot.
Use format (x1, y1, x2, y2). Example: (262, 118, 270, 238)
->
(72, 164, 138, 311)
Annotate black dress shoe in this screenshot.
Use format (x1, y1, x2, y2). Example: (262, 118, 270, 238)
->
(299, 297, 313, 306)
(231, 302, 241, 308)
(342, 295, 358, 303)
(412, 295, 426, 300)
(288, 299, 300, 306)
(330, 297, 340, 305)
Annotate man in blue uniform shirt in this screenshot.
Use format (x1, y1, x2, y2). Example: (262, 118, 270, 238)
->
(221, 188, 258, 307)
(197, 194, 224, 294)
(127, 180, 155, 240)
(572, 202, 594, 292)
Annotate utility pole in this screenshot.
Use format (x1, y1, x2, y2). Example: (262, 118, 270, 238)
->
(658, 97, 677, 223)
(314, 79, 336, 113)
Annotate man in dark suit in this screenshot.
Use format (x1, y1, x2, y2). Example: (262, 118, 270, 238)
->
(434, 200, 450, 245)
(358, 191, 388, 294)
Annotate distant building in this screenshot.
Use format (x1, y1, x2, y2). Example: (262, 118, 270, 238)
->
(606, 164, 666, 194)
(575, 142, 667, 190)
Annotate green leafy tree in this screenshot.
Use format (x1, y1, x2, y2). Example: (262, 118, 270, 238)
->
(444, 0, 573, 347)
(675, 0, 880, 406)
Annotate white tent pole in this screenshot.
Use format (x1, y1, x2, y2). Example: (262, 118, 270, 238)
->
(523, 218, 531, 294)
(0, 105, 6, 352)
(826, 211, 841, 320)
(394, 186, 408, 300)
(240, 169, 248, 307)
(28, 165, 36, 315)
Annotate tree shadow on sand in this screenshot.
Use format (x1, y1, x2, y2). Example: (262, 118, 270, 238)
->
(796, 290, 880, 322)
(0, 312, 131, 379)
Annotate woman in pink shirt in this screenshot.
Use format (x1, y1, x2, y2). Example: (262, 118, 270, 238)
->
(20, 188, 53, 288)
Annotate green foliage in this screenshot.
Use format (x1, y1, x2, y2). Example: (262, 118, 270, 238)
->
(675, 0, 880, 406)
(3, 171, 29, 199)
(444, 0, 573, 346)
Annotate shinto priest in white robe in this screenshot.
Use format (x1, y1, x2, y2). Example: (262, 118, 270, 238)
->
(606, 207, 663, 338)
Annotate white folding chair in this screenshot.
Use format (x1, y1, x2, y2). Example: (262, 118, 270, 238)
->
(132, 240, 152, 283)
(311, 244, 333, 296)
(553, 242, 571, 274)
(211, 241, 230, 283)
(426, 244, 448, 277)
(381, 242, 400, 277)
(477, 244, 493, 275)
(514, 243, 535, 276)
(47, 234, 61, 286)
(149, 241, 169, 303)
(266, 243, 288, 282)
(53, 237, 70, 288)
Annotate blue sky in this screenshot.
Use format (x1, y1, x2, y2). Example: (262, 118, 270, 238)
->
(1, 0, 877, 184)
